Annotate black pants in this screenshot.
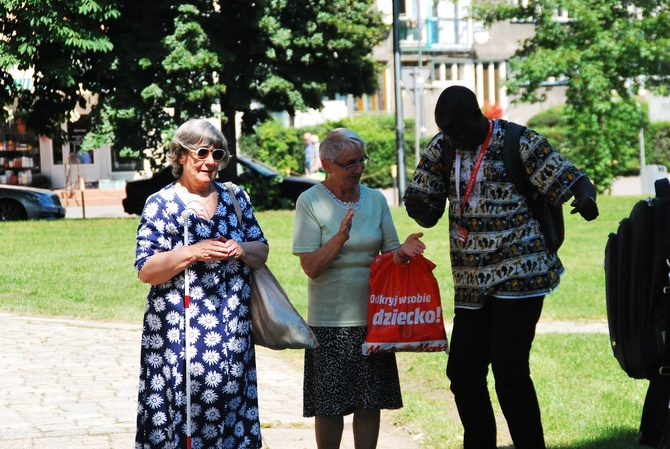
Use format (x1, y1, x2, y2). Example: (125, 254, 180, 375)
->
(639, 375, 670, 448)
(446, 296, 546, 449)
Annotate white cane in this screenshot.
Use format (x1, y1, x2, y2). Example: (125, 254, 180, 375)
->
(181, 209, 192, 449)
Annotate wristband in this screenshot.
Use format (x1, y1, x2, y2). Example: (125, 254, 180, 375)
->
(395, 248, 410, 261)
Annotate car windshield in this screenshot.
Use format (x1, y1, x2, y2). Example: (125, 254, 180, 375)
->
(241, 157, 280, 177)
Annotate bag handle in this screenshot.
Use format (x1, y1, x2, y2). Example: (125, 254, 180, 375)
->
(224, 182, 243, 224)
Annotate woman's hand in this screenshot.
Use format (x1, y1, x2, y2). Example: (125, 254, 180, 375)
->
(139, 237, 268, 285)
(192, 236, 244, 262)
(138, 237, 238, 286)
(192, 237, 269, 269)
(298, 208, 355, 279)
(338, 208, 355, 240)
(393, 232, 426, 263)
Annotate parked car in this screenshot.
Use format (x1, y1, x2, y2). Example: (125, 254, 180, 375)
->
(122, 154, 319, 215)
(0, 185, 66, 221)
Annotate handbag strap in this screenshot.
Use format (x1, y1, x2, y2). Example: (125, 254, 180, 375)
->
(224, 182, 243, 224)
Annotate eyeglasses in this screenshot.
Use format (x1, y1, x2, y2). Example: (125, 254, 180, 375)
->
(332, 155, 369, 172)
(186, 146, 230, 162)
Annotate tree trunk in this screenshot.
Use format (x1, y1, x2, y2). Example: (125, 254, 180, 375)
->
(220, 103, 238, 183)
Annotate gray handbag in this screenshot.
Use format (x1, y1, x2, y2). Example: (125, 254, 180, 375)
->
(225, 182, 318, 350)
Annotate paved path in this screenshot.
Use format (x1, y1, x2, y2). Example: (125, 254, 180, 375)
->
(0, 313, 607, 449)
(0, 313, 425, 449)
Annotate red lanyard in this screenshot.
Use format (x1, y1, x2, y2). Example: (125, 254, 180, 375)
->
(457, 120, 493, 218)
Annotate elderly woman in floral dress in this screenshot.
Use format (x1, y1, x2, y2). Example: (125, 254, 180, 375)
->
(133, 118, 269, 449)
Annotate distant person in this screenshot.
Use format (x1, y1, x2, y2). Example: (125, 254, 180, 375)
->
(309, 134, 322, 173)
(404, 85, 599, 449)
(304, 132, 317, 174)
(133, 118, 269, 449)
(79, 150, 92, 164)
(293, 127, 425, 449)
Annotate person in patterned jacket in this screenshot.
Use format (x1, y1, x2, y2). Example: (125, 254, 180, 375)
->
(404, 86, 599, 449)
(133, 118, 269, 449)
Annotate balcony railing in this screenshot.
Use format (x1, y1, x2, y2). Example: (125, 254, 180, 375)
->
(398, 16, 471, 52)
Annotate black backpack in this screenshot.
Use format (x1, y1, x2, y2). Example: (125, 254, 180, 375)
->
(605, 178, 670, 379)
(442, 121, 565, 253)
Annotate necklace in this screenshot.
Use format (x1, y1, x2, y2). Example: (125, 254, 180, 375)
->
(191, 194, 212, 211)
(177, 183, 215, 212)
(320, 183, 364, 210)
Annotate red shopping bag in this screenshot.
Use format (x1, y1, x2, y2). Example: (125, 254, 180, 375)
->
(362, 252, 448, 354)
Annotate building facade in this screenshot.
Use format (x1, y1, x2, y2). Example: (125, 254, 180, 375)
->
(374, 0, 569, 134)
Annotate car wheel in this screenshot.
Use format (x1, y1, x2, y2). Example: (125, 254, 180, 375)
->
(0, 200, 27, 221)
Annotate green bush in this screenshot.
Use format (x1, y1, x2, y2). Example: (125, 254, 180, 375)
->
(526, 106, 571, 153)
(238, 114, 421, 193)
(238, 120, 301, 175)
(237, 121, 311, 210)
(646, 121, 670, 169)
(526, 104, 646, 179)
(328, 114, 400, 188)
(527, 106, 564, 128)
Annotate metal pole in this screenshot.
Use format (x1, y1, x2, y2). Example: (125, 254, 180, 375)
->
(79, 176, 86, 219)
(415, 2, 423, 163)
(393, 0, 406, 204)
(414, 67, 420, 164)
(639, 127, 647, 194)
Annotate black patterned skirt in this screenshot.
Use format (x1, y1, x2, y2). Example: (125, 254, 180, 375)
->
(303, 326, 403, 417)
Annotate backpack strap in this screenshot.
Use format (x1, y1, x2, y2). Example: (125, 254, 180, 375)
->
(501, 121, 564, 252)
(501, 121, 530, 195)
(441, 134, 455, 186)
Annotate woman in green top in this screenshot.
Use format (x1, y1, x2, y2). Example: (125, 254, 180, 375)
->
(292, 127, 425, 449)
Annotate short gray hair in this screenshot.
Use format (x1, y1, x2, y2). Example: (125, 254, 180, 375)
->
(319, 128, 365, 161)
(167, 118, 228, 178)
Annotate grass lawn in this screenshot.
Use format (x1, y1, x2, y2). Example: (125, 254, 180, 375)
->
(0, 194, 653, 448)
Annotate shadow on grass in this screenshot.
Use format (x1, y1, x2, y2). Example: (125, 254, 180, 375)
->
(545, 428, 643, 449)
(494, 428, 643, 449)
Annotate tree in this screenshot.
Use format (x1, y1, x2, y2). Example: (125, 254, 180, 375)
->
(0, 0, 120, 141)
(198, 1, 386, 172)
(78, 0, 387, 173)
(472, 0, 670, 191)
(88, 1, 227, 170)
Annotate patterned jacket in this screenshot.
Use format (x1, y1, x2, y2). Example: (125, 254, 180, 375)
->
(405, 120, 585, 309)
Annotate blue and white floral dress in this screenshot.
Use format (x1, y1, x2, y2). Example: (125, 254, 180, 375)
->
(134, 181, 267, 449)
